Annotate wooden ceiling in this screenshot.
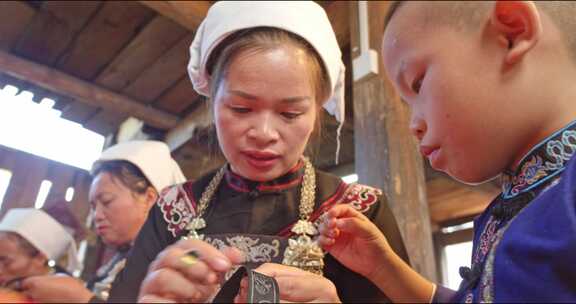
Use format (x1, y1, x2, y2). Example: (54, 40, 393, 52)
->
(0, 1, 202, 135)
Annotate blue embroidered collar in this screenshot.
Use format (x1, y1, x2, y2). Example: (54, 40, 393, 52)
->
(501, 120, 576, 199)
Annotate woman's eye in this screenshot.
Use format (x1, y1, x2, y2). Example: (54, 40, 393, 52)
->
(411, 74, 424, 94)
(281, 112, 302, 120)
(230, 106, 251, 114)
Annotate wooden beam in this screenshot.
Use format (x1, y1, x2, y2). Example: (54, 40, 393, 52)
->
(324, 1, 351, 47)
(140, 1, 211, 31)
(0, 50, 180, 129)
(427, 177, 498, 225)
(352, 1, 437, 281)
(164, 101, 211, 151)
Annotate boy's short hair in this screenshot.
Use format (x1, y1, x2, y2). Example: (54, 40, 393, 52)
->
(383, 1, 576, 60)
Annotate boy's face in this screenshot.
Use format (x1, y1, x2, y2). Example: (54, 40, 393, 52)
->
(382, 4, 527, 184)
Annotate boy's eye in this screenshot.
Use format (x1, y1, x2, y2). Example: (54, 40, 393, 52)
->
(411, 74, 424, 94)
(281, 112, 302, 119)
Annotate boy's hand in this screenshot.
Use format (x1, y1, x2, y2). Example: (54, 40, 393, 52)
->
(318, 204, 392, 281)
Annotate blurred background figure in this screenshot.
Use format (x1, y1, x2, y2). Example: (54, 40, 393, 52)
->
(0, 207, 80, 288)
(20, 140, 186, 303)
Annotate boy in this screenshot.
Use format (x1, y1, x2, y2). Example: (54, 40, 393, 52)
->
(319, 1, 576, 302)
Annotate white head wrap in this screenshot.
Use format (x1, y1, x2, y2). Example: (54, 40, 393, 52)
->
(188, 1, 345, 162)
(0, 208, 80, 274)
(95, 140, 186, 192)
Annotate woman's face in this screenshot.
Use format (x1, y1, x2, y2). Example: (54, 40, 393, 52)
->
(89, 172, 155, 247)
(0, 233, 47, 286)
(214, 47, 318, 181)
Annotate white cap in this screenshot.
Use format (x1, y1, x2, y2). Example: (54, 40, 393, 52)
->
(0, 208, 80, 274)
(95, 140, 187, 192)
(187, 1, 345, 125)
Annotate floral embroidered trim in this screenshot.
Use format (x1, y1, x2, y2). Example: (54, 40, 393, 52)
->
(341, 183, 382, 213)
(157, 183, 198, 237)
(204, 235, 281, 263)
(502, 122, 576, 199)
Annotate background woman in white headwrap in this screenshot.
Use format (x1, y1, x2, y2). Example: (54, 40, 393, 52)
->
(0, 207, 80, 288)
(20, 140, 186, 303)
(109, 2, 409, 303)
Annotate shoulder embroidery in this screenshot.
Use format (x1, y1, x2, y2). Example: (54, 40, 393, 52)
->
(341, 183, 382, 213)
(157, 183, 197, 237)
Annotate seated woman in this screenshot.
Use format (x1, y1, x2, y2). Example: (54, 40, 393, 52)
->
(109, 2, 409, 303)
(0, 207, 80, 289)
(20, 140, 186, 303)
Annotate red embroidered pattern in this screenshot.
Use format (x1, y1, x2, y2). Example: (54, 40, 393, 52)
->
(342, 183, 382, 213)
(157, 183, 197, 237)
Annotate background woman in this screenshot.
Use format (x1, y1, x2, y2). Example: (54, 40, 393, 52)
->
(21, 140, 186, 303)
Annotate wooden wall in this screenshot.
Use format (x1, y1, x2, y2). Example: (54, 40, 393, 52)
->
(0, 144, 91, 223)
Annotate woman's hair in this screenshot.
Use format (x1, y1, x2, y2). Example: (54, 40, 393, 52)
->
(92, 160, 153, 196)
(206, 27, 331, 136)
(0, 231, 40, 258)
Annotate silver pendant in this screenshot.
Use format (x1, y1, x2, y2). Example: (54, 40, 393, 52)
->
(282, 220, 325, 275)
(183, 217, 206, 240)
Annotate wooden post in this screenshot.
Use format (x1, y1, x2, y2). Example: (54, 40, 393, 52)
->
(351, 1, 437, 280)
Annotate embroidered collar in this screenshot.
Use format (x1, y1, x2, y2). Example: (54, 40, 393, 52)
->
(501, 119, 576, 199)
(224, 160, 305, 193)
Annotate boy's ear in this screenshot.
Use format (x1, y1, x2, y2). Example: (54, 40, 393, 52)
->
(490, 1, 542, 65)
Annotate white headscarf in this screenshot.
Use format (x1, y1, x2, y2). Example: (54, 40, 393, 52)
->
(0, 208, 80, 274)
(188, 1, 345, 162)
(95, 140, 186, 192)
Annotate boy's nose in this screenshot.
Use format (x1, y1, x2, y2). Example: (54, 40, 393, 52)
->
(409, 117, 426, 141)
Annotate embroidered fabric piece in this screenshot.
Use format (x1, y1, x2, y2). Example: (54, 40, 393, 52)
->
(204, 235, 281, 263)
(157, 183, 198, 237)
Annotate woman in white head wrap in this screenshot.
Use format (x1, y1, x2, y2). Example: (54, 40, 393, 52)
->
(0, 208, 80, 287)
(19, 140, 186, 303)
(109, 2, 408, 303)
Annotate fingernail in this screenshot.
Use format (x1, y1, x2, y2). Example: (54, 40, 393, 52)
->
(213, 257, 231, 270)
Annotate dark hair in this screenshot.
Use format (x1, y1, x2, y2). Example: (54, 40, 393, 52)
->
(92, 160, 152, 195)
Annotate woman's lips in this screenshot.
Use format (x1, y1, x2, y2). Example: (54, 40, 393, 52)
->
(242, 151, 280, 169)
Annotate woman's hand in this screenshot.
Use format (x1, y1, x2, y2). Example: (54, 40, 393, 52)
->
(138, 238, 244, 303)
(21, 274, 94, 303)
(318, 204, 392, 281)
(234, 263, 340, 303)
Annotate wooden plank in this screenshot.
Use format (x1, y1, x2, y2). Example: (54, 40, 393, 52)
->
(352, 1, 437, 280)
(1, 151, 50, 214)
(140, 1, 211, 31)
(13, 1, 101, 65)
(44, 163, 76, 203)
(427, 177, 498, 225)
(123, 34, 193, 103)
(60, 99, 100, 124)
(0, 50, 180, 129)
(69, 171, 92, 227)
(0, 1, 36, 51)
(95, 15, 188, 91)
(56, 1, 155, 80)
(153, 77, 199, 115)
(83, 110, 128, 136)
(323, 1, 351, 47)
